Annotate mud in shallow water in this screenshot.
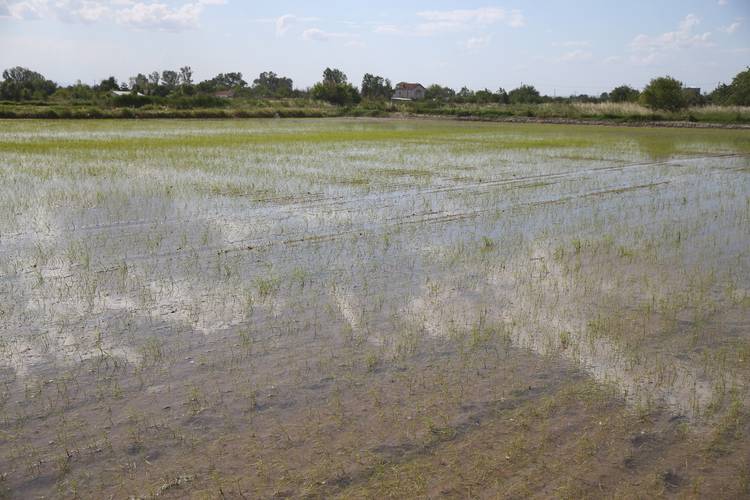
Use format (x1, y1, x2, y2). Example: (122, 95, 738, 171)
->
(0, 118, 749, 498)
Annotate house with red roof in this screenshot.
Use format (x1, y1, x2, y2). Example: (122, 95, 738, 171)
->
(392, 82, 426, 101)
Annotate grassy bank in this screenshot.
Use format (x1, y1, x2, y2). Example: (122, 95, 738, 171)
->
(398, 101, 750, 125)
(0, 102, 346, 119)
(1, 99, 749, 125)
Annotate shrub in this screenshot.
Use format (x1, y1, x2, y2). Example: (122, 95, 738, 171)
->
(608, 85, 640, 103)
(168, 95, 228, 109)
(508, 85, 542, 104)
(310, 82, 361, 106)
(640, 76, 687, 111)
(112, 94, 153, 108)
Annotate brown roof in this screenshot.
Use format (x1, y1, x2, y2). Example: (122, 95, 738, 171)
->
(396, 82, 425, 90)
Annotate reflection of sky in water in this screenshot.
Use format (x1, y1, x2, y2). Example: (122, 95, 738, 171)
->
(0, 120, 748, 419)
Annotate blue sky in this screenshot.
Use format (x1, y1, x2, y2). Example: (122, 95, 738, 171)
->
(1, 0, 748, 95)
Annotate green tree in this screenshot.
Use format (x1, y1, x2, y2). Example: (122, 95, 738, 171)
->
(128, 73, 149, 94)
(323, 68, 347, 85)
(161, 70, 179, 90)
(640, 76, 687, 111)
(682, 87, 704, 106)
(69, 80, 94, 100)
(608, 85, 639, 103)
(311, 68, 360, 105)
(710, 83, 732, 105)
(97, 76, 119, 92)
(179, 84, 196, 96)
(197, 72, 247, 93)
(710, 67, 750, 105)
(253, 72, 293, 97)
(0, 66, 57, 101)
(196, 80, 217, 94)
(51, 81, 94, 101)
(508, 84, 541, 104)
(496, 87, 509, 104)
(311, 82, 360, 106)
(424, 84, 456, 102)
(361, 73, 393, 99)
(179, 66, 193, 85)
(474, 88, 497, 104)
(457, 86, 474, 100)
(212, 72, 247, 89)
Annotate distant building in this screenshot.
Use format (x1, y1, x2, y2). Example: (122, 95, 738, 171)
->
(683, 87, 702, 105)
(213, 89, 236, 99)
(111, 90, 146, 97)
(683, 87, 701, 98)
(392, 82, 426, 101)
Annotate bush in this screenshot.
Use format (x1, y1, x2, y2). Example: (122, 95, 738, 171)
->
(112, 94, 154, 108)
(168, 95, 229, 109)
(508, 85, 542, 104)
(310, 82, 360, 106)
(640, 76, 687, 111)
(608, 85, 640, 103)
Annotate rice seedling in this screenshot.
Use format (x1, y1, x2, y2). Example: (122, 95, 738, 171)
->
(0, 117, 748, 497)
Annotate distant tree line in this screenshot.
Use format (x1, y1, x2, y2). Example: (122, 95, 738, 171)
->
(2, 65, 749, 111)
(0, 67, 57, 101)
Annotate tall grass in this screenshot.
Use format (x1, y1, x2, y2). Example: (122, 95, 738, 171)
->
(1, 100, 749, 124)
(401, 101, 750, 124)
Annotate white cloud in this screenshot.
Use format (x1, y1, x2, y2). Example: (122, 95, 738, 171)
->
(507, 9, 524, 28)
(416, 7, 525, 33)
(0, 1, 11, 16)
(629, 52, 659, 66)
(1, 0, 226, 30)
(629, 14, 713, 64)
(417, 7, 523, 26)
(301, 27, 328, 41)
(344, 39, 365, 48)
(275, 14, 295, 36)
(718, 0, 728, 5)
(679, 13, 700, 31)
(377, 6, 525, 38)
(274, 14, 318, 37)
(115, 2, 203, 31)
(7, 0, 46, 19)
(300, 27, 361, 48)
(301, 27, 357, 43)
(463, 34, 491, 50)
(373, 24, 399, 34)
(50, 1, 111, 23)
(559, 49, 593, 62)
(721, 21, 741, 34)
(554, 40, 591, 48)
(77, 2, 109, 22)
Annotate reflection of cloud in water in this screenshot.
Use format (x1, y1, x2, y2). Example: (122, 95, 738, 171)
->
(0, 273, 264, 381)
(405, 245, 716, 418)
(331, 288, 366, 337)
(145, 280, 252, 335)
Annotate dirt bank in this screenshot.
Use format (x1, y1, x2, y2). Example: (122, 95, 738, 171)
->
(392, 112, 750, 129)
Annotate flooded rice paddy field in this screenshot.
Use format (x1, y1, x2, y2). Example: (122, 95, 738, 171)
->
(0, 118, 749, 498)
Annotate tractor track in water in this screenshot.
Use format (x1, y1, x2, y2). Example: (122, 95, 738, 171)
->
(1, 152, 747, 279)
